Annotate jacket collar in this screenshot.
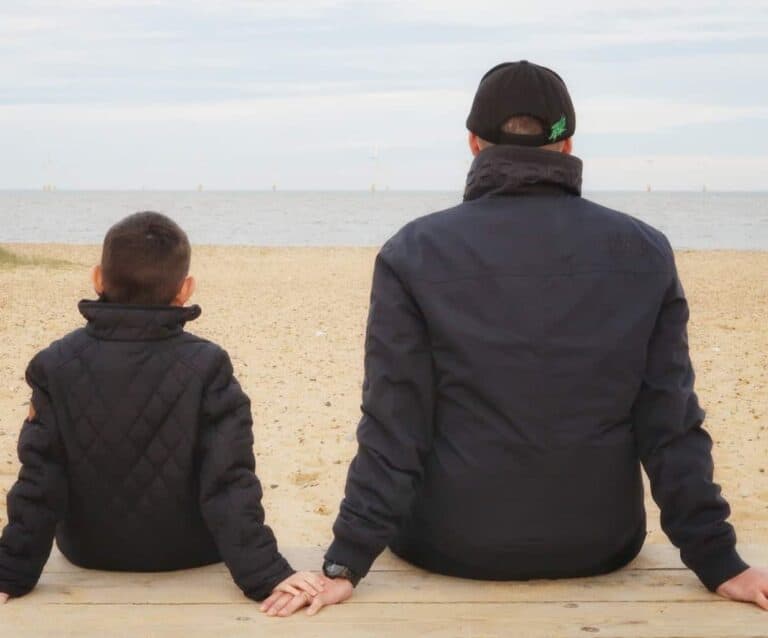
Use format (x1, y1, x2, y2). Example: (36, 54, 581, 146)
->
(463, 145, 583, 201)
(79, 300, 202, 341)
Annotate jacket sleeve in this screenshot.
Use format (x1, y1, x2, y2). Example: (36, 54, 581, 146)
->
(0, 356, 68, 598)
(326, 247, 435, 579)
(632, 263, 748, 592)
(198, 349, 293, 601)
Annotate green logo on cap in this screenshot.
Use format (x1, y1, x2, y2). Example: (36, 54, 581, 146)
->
(549, 115, 567, 141)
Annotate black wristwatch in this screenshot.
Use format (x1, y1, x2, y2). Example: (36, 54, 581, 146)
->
(323, 560, 361, 587)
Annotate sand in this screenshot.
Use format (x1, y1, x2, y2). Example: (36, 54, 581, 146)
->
(0, 245, 766, 555)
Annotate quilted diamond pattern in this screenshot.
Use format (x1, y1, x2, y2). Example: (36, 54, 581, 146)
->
(0, 300, 293, 601)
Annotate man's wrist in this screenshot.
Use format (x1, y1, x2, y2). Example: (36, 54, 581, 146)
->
(323, 560, 361, 587)
(687, 545, 749, 592)
(325, 537, 378, 581)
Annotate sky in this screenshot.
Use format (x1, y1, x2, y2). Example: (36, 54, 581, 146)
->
(1, 0, 767, 191)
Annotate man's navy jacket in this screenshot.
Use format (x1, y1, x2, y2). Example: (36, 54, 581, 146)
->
(328, 145, 748, 592)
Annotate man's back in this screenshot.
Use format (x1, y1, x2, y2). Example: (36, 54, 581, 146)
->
(329, 145, 742, 591)
(307, 60, 760, 617)
(384, 146, 672, 576)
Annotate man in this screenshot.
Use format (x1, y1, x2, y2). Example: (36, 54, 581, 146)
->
(263, 60, 768, 617)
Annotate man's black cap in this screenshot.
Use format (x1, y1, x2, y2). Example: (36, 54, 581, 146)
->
(466, 60, 575, 147)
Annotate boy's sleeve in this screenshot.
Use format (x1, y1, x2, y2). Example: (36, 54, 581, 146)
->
(0, 355, 68, 598)
(632, 261, 749, 592)
(326, 247, 435, 579)
(198, 348, 293, 602)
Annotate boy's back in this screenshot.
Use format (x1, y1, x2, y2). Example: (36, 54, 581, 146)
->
(0, 213, 305, 603)
(44, 302, 229, 571)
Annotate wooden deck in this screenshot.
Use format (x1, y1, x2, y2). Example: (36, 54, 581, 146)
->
(3, 544, 767, 637)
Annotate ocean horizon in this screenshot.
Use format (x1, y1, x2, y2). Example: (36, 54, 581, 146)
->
(1, 190, 767, 250)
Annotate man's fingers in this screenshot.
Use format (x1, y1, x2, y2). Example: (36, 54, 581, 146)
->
(717, 586, 734, 601)
(276, 584, 300, 596)
(306, 596, 325, 616)
(754, 591, 768, 611)
(0, 593, 9, 604)
(278, 592, 312, 617)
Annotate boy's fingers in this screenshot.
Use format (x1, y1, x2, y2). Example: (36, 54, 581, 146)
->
(755, 591, 768, 611)
(266, 593, 293, 617)
(0, 593, 9, 604)
(305, 573, 325, 591)
(306, 597, 324, 616)
(276, 584, 300, 596)
(293, 580, 319, 597)
(278, 592, 313, 617)
(260, 591, 283, 613)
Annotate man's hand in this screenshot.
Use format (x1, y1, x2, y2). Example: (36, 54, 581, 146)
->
(261, 575, 354, 617)
(0, 593, 8, 604)
(306, 576, 354, 616)
(716, 567, 768, 609)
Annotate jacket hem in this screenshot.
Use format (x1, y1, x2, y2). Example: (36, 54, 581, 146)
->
(687, 545, 749, 592)
(389, 524, 647, 581)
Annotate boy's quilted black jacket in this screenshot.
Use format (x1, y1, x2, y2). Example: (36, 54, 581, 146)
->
(0, 301, 293, 599)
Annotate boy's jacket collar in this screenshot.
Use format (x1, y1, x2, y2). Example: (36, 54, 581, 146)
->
(463, 145, 583, 201)
(79, 300, 202, 341)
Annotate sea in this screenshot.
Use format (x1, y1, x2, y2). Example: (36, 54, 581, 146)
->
(0, 190, 767, 250)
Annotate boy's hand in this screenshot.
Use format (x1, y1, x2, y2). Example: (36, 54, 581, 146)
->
(259, 572, 324, 616)
(716, 567, 768, 609)
(260, 575, 354, 617)
(0, 593, 8, 604)
(271, 571, 325, 598)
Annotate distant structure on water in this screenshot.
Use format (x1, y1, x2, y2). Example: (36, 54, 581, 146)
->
(370, 145, 380, 193)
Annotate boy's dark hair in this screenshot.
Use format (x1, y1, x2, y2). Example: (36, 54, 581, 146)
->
(101, 212, 191, 305)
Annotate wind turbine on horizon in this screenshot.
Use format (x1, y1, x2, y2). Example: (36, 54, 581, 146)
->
(370, 145, 379, 193)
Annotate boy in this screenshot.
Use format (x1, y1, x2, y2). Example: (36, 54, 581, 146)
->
(0, 212, 322, 604)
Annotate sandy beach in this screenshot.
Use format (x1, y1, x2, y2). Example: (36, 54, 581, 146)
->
(0, 245, 766, 553)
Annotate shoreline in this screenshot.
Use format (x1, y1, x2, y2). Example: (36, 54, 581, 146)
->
(1, 245, 767, 548)
(3, 242, 768, 253)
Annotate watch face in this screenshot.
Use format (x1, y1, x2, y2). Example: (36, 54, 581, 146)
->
(323, 561, 360, 587)
(324, 562, 346, 579)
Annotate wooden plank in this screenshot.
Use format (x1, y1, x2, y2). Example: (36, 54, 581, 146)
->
(3, 602, 767, 638)
(625, 543, 768, 570)
(30, 567, 721, 604)
(41, 543, 768, 573)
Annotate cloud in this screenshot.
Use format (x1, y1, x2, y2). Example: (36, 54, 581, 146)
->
(584, 154, 768, 190)
(0, 0, 766, 188)
(3, 93, 765, 137)
(374, 0, 768, 27)
(578, 98, 768, 134)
